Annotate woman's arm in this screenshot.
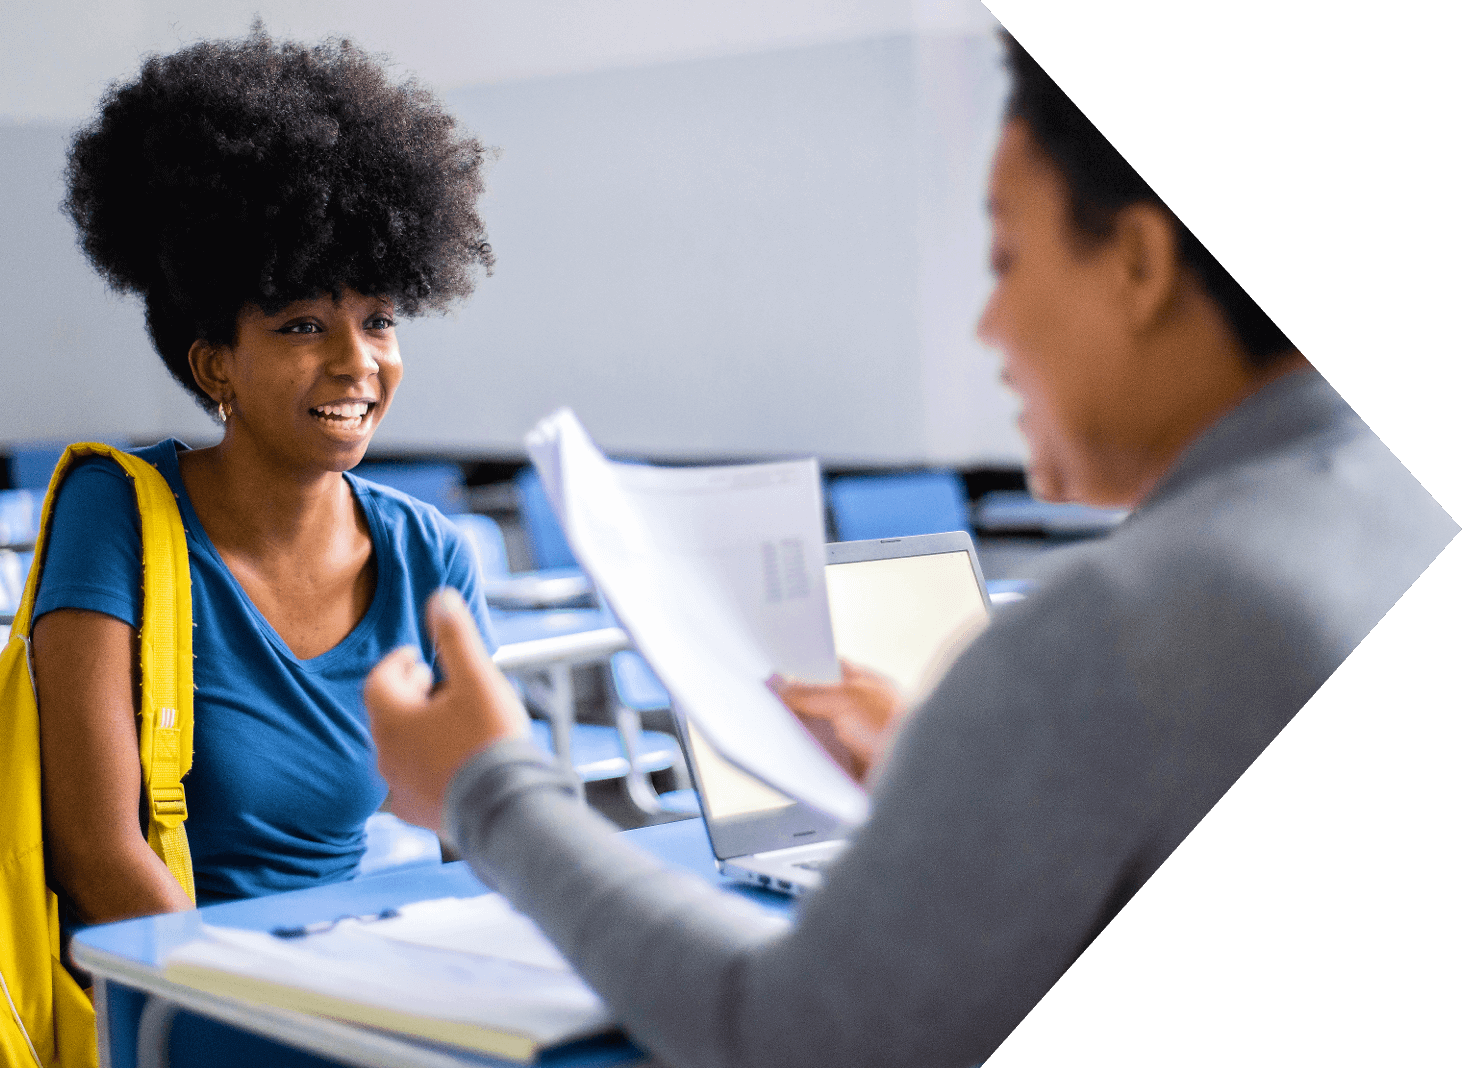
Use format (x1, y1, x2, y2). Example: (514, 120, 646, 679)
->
(34, 608, 194, 924)
(367, 585, 1164, 1068)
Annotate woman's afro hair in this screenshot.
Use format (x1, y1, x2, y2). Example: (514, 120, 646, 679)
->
(65, 29, 494, 408)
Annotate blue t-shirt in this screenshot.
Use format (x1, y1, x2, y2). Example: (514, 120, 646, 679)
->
(34, 441, 494, 904)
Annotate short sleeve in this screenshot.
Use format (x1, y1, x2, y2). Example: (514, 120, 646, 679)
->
(33, 457, 143, 629)
(439, 520, 498, 653)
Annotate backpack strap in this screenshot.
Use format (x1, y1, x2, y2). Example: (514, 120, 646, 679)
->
(18, 443, 196, 904)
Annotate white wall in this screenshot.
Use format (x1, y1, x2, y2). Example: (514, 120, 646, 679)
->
(0, 1, 1022, 466)
(0, 0, 984, 122)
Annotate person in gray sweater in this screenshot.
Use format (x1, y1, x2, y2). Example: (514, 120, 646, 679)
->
(363, 34, 1456, 1068)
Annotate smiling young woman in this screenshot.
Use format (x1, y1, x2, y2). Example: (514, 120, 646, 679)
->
(31, 30, 497, 935)
(181, 291, 406, 661)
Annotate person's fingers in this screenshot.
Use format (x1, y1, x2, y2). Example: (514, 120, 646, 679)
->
(769, 675, 829, 702)
(783, 688, 861, 722)
(778, 663, 886, 700)
(427, 588, 495, 682)
(364, 646, 433, 721)
(839, 659, 896, 689)
(482, 659, 531, 734)
(771, 677, 842, 718)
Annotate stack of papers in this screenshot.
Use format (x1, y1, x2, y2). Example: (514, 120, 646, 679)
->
(525, 410, 867, 825)
(164, 894, 630, 1063)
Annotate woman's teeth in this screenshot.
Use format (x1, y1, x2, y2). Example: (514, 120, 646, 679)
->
(311, 402, 371, 429)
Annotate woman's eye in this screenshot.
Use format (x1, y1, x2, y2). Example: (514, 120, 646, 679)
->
(367, 316, 396, 331)
(278, 321, 322, 335)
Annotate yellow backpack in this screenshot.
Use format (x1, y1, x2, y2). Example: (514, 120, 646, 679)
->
(1, 443, 195, 1068)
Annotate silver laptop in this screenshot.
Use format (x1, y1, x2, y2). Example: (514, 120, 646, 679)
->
(674, 530, 993, 895)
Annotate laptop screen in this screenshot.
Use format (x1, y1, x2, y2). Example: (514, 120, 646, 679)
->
(687, 537, 990, 822)
(824, 549, 989, 694)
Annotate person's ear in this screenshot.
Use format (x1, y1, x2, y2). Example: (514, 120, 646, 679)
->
(188, 339, 231, 408)
(1110, 202, 1183, 334)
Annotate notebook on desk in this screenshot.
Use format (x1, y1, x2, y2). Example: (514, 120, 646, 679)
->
(676, 530, 994, 896)
(163, 893, 642, 1064)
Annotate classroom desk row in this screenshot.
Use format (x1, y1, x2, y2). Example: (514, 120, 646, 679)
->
(73, 818, 791, 1068)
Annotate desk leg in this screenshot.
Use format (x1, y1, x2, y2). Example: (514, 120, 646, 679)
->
(95, 978, 111, 1068)
(96, 981, 147, 1068)
(546, 663, 583, 801)
(95, 985, 367, 1068)
(520, 664, 587, 802)
(135, 995, 180, 1068)
(614, 700, 663, 816)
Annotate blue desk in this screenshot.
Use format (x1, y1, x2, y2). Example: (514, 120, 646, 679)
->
(72, 819, 790, 1068)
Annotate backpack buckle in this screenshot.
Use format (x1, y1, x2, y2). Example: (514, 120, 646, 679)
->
(150, 783, 188, 819)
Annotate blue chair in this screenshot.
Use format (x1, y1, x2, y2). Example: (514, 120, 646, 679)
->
(449, 512, 512, 579)
(353, 462, 465, 515)
(0, 489, 39, 631)
(8, 440, 133, 491)
(9, 442, 73, 491)
(447, 512, 685, 814)
(0, 488, 38, 548)
(448, 508, 612, 646)
(972, 490, 1127, 538)
(609, 651, 700, 815)
(452, 512, 592, 610)
(491, 487, 694, 814)
(822, 470, 1040, 611)
(513, 467, 579, 570)
(826, 470, 972, 542)
(527, 719, 680, 786)
(0, 551, 29, 634)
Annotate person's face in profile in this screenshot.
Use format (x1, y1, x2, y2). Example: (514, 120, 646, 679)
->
(976, 120, 1137, 507)
(211, 289, 402, 473)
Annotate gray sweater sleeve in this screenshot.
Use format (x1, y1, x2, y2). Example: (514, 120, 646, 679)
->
(442, 554, 1318, 1068)
(442, 373, 1456, 1068)
(442, 740, 794, 1068)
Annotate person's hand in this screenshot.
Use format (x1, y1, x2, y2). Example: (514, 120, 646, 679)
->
(770, 660, 906, 785)
(364, 587, 530, 832)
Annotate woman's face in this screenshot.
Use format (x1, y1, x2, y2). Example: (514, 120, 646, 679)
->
(975, 120, 1138, 507)
(218, 289, 401, 474)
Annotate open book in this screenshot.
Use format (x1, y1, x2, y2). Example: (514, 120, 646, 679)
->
(525, 409, 868, 825)
(163, 894, 639, 1064)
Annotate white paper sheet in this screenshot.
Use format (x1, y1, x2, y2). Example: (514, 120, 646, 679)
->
(525, 409, 868, 825)
(371, 894, 573, 973)
(167, 901, 608, 1040)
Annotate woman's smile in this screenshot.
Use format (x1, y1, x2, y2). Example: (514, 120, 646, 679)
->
(201, 289, 404, 474)
(309, 398, 379, 436)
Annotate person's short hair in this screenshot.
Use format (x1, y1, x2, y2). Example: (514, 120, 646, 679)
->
(1000, 31, 1294, 366)
(65, 29, 495, 409)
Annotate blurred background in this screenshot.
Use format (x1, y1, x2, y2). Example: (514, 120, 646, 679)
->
(0, 0, 1025, 473)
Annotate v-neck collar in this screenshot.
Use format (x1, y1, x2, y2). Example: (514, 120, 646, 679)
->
(153, 441, 392, 672)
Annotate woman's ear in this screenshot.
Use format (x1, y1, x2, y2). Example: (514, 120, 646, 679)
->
(187, 339, 229, 406)
(1111, 202, 1183, 335)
